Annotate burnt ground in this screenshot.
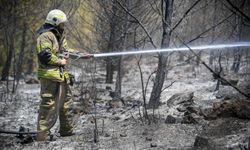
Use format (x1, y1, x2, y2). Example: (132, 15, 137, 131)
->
(0, 56, 250, 150)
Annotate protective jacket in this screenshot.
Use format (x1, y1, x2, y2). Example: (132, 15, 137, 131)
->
(36, 23, 74, 82)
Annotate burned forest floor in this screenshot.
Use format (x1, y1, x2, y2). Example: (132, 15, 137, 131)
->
(0, 54, 250, 150)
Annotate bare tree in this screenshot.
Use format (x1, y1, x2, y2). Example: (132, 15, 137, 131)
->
(1, 1, 17, 81)
(230, 1, 245, 73)
(209, 0, 218, 65)
(113, 0, 132, 99)
(148, 0, 174, 109)
(105, 1, 118, 84)
(15, 22, 28, 90)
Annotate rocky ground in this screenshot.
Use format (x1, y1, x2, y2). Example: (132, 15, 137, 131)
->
(0, 55, 250, 150)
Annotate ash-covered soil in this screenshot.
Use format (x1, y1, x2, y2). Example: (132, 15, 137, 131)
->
(0, 56, 250, 150)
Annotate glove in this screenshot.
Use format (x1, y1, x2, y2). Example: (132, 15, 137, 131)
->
(60, 58, 67, 65)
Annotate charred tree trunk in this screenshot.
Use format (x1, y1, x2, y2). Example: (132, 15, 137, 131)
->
(114, 0, 130, 99)
(209, 0, 218, 66)
(15, 22, 27, 89)
(1, 1, 16, 81)
(231, 50, 242, 73)
(231, 14, 243, 73)
(26, 44, 35, 75)
(1, 30, 14, 81)
(148, 0, 173, 109)
(114, 58, 122, 98)
(106, 58, 114, 83)
(215, 52, 223, 91)
(105, 0, 118, 84)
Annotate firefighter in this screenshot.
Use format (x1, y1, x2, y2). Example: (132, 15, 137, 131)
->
(36, 9, 87, 141)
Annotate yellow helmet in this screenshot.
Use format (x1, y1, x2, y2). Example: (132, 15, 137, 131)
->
(45, 9, 67, 26)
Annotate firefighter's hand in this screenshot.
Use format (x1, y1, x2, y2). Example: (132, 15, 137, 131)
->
(60, 59, 67, 65)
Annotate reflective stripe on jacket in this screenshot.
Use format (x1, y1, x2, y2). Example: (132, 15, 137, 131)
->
(36, 27, 73, 82)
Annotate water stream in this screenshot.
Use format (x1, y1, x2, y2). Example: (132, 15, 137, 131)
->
(93, 42, 250, 57)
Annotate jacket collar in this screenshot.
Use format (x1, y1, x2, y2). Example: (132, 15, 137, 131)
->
(37, 23, 57, 34)
(37, 23, 63, 41)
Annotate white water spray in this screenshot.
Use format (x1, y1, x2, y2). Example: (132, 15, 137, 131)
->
(93, 42, 250, 57)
